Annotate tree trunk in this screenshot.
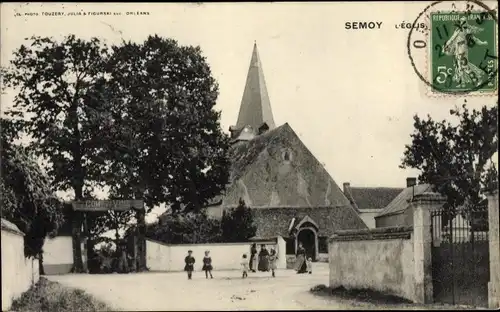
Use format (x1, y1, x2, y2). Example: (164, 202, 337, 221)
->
(71, 210, 84, 273)
(132, 189, 147, 272)
(86, 238, 96, 273)
(70, 88, 85, 273)
(136, 209, 146, 272)
(39, 253, 45, 275)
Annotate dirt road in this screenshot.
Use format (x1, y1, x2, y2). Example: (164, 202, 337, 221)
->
(47, 264, 353, 311)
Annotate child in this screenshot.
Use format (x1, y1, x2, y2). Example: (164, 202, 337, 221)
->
(306, 257, 312, 274)
(184, 250, 195, 280)
(241, 254, 249, 278)
(269, 247, 278, 278)
(202, 250, 213, 279)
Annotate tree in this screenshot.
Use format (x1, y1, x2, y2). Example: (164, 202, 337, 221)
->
(93, 35, 230, 213)
(144, 211, 222, 244)
(1, 118, 64, 273)
(400, 101, 498, 213)
(220, 199, 257, 242)
(2, 35, 112, 272)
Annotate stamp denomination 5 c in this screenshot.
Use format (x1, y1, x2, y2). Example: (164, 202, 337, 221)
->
(430, 12, 497, 93)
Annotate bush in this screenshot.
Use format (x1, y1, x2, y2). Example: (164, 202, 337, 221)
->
(220, 198, 256, 242)
(10, 277, 112, 312)
(145, 210, 222, 244)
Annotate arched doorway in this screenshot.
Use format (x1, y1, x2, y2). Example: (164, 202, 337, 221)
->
(296, 227, 318, 261)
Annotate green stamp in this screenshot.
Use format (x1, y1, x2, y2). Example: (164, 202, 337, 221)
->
(430, 11, 497, 93)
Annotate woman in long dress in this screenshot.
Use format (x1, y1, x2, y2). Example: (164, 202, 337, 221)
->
(295, 242, 308, 274)
(442, 17, 489, 88)
(257, 244, 270, 272)
(249, 243, 258, 272)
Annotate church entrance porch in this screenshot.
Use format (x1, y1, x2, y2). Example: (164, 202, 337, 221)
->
(297, 228, 318, 261)
(291, 215, 319, 262)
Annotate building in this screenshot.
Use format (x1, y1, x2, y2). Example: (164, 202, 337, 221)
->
(205, 43, 367, 260)
(375, 178, 489, 243)
(374, 178, 432, 228)
(342, 182, 403, 228)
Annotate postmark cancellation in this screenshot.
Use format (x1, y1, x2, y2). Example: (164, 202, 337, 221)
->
(408, 0, 498, 97)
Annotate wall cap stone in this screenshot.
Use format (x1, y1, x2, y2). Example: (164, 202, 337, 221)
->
(1, 218, 25, 236)
(330, 226, 413, 242)
(483, 187, 499, 196)
(145, 238, 275, 247)
(411, 191, 446, 204)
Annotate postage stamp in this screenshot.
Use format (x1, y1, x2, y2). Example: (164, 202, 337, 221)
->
(430, 11, 497, 93)
(407, 0, 499, 97)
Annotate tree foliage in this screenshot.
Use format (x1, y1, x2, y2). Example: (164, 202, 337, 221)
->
(143, 211, 222, 244)
(220, 199, 257, 242)
(90, 35, 230, 212)
(2, 35, 113, 271)
(401, 101, 498, 211)
(2, 35, 111, 196)
(2, 34, 231, 271)
(1, 118, 64, 258)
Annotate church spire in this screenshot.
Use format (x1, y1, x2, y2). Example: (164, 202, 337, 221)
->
(235, 42, 276, 131)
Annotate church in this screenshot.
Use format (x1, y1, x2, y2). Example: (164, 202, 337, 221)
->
(205, 43, 368, 260)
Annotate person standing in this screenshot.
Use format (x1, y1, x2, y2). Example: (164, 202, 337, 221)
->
(241, 254, 249, 278)
(306, 257, 313, 274)
(184, 250, 196, 280)
(249, 243, 258, 273)
(269, 247, 278, 277)
(258, 244, 270, 272)
(202, 250, 213, 279)
(295, 242, 307, 274)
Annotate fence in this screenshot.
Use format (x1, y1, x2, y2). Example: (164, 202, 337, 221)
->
(431, 205, 490, 307)
(1, 219, 40, 311)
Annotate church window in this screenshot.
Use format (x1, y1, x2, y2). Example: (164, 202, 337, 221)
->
(282, 149, 293, 162)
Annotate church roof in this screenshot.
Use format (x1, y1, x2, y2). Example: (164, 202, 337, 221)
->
(221, 122, 355, 209)
(252, 206, 368, 238)
(228, 123, 287, 184)
(349, 187, 404, 210)
(235, 43, 276, 131)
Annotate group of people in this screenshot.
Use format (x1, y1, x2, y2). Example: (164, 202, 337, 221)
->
(183, 241, 312, 280)
(184, 250, 214, 280)
(183, 244, 279, 280)
(244, 243, 278, 277)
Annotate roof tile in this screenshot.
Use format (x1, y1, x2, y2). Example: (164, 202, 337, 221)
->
(349, 187, 404, 210)
(252, 206, 368, 238)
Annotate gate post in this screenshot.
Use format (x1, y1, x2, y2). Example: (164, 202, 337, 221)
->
(486, 187, 499, 309)
(411, 191, 446, 304)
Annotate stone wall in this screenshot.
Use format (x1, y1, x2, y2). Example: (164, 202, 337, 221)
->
(43, 236, 86, 275)
(317, 253, 329, 262)
(487, 189, 499, 309)
(1, 219, 39, 311)
(146, 237, 287, 271)
(329, 226, 416, 302)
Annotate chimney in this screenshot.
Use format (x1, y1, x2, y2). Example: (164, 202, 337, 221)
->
(343, 182, 351, 194)
(229, 126, 240, 139)
(406, 177, 417, 188)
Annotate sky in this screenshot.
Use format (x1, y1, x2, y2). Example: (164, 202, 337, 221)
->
(1, 2, 498, 224)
